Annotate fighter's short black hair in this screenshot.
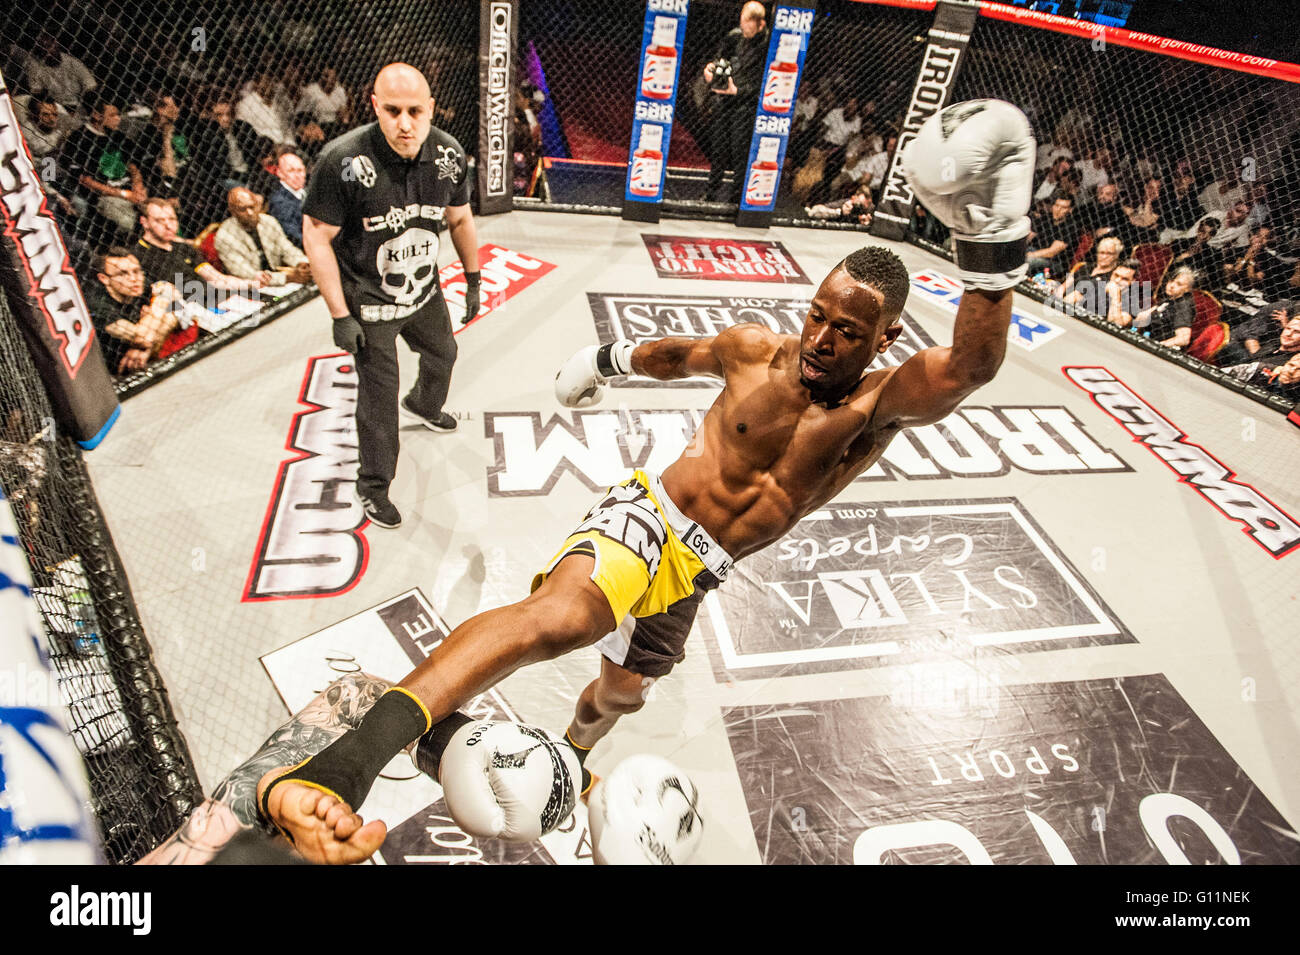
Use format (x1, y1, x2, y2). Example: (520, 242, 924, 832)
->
(836, 246, 909, 318)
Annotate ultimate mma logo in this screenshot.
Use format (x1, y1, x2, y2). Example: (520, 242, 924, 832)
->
(244, 355, 369, 601)
(0, 84, 94, 377)
(1066, 366, 1300, 557)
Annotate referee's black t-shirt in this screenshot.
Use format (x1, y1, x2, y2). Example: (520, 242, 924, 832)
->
(304, 122, 470, 322)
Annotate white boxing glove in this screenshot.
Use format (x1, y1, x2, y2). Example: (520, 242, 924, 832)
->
(588, 754, 704, 865)
(900, 99, 1035, 290)
(436, 720, 580, 842)
(554, 340, 635, 408)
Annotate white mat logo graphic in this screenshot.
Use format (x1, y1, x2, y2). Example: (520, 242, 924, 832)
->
(485, 405, 1128, 496)
(911, 269, 1065, 351)
(244, 355, 366, 601)
(1066, 366, 1300, 557)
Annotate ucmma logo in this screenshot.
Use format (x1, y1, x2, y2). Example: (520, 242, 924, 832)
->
(244, 355, 369, 601)
(1066, 366, 1300, 557)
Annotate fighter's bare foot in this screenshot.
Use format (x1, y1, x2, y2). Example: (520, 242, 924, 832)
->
(257, 766, 387, 864)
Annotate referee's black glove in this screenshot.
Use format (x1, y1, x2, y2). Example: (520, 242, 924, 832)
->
(333, 315, 366, 354)
(460, 271, 482, 325)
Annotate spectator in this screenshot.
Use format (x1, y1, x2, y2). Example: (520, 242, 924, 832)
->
(1214, 299, 1294, 367)
(1027, 192, 1082, 281)
(1100, 258, 1143, 330)
(1033, 154, 1073, 204)
(180, 96, 273, 232)
(296, 66, 352, 140)
(1132, 266, 1196, 349)
(1242, 180, 1270, 231)
(1055, 235, 1124, 313)
(804, 181, 873, 226)
(267, 150, 307, 246)
(1035, 139, 1072, 175)
(1208, 201, 1254, 249)
(19, 30, 96, 116)
(134, 196, 266, 304)
(1198, 168, 1244, 216)
(820, 96, 863, 152)
(237, 70, 296, 146)
(1161, 161, 1203, 235)
(19, 95, 70, 160)
(1121, 175, 1162, 247)
(136, 92, 193, 198)
(1080, 181, 1127, 238)
(832, 133, 894, 198)
(1219, 226, 1293, 312)
(1171, 216, 1224, 287)
(1074, 146, 1113, 197)
(59, 92, 146, 241)
(214, 186, 311, 286)
(1219, 317, 1300, 400)
(84, 246, 180, 374)
(790, 145, 830, 207)
(701, 1, 768, 203)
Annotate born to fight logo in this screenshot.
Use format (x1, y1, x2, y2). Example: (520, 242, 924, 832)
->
(587, 292, 937, 387)
(243, 355, 367, 601)
(641, 235, 811, 283)
(484, 406, 1128, 496)
(1066, 366, 1300, 557)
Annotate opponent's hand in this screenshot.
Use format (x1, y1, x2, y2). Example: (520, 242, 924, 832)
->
(554, 340, 634, 408)
(332, 315, 365, 354)
(460, 271, 482, 325)
(900, 99, 1034, 290)
(438, 721, 581, 842)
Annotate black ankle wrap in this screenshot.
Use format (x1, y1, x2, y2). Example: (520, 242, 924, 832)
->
(259, 689, 430, 830)
(413, 711, 475, 780)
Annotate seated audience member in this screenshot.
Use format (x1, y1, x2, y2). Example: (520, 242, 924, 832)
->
(1242, 180, 1270, 231)
(1207, 201, 1252, 249)
(237, 70, 296, 147)
(296, 66, 351, 140)
(1219, 317, 1300, 399)
(1214, 299, 1294, 367)
(1099, 258, 1143, 330)
(180, 97, 274, 233)
(267, 150, 307, 246)
(136, 92, 193, 198)
(804, 181, 873, 225)
(135, 196, 267, 303)
(1033, 154, 1073, 204)
(1055, 235, 1123, 313)
(1132, 266, 1196, 349)
(1199, 169, 1244, 215)
(215, 187, 311, 286)
(1121, 175, 1162, 247)
(1074, 146, 1112, 197)
(1027, 192, 1082, 281)
(19, 95, 71, 159)
(790, 146, 830, 207)
(59, 92, 146, 242)
(1161, 161, 1203, 235)
(1035, 140, 1072, 175)
(85, 246, 180, 374)
(1171, 216, 1224, 288)
(20, 30, 96, 117)
(831, 133, 894, 199)
(1080, 181, 1126, 238)
(1221, 226, 1292, 307)
(819, 96, 862, 152)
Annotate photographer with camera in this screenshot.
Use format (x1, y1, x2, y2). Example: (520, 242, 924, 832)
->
(702, 2, 769, 203)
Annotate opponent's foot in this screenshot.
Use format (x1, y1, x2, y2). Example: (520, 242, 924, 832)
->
(257, 766, 388, 864)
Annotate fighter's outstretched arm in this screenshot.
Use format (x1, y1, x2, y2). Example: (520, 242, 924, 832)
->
(874, 287, 1012, 428)
(630, 335, 725, 380)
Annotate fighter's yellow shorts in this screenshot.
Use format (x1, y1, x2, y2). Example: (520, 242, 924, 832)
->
(531, 470, 734, 677)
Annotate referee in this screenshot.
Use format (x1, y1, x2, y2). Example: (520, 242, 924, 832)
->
(302, 62, 481, 529)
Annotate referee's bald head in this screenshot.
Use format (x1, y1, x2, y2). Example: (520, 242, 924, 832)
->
(374, 62, 432, 100)
(372, 62, 434, 158)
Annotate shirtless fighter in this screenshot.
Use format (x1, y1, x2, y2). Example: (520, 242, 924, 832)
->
(258, 99, 1035, 863)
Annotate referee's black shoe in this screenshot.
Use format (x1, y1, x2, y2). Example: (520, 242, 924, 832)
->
(401, 395, 458, 432)
(355, 487, 402, 529)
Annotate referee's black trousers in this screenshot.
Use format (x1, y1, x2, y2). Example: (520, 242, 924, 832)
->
(354, 293, 457, 498)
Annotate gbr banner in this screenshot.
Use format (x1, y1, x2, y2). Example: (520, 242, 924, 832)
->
(622, 0, 691, 222)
